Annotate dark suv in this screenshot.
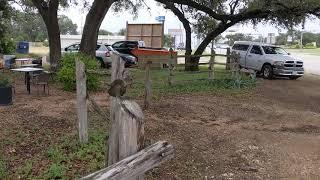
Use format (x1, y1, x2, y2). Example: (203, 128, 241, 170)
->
(111, 41, 145, 55)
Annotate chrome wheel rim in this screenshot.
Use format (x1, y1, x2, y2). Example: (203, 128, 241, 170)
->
(264, 68, 270, 77)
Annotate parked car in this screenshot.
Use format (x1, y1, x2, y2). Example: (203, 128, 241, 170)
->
(61, 43, 111, 68)
(231, 41, 304, 80)
(176, 43, 185, 51)
(111, 40, 145, 56)
(105, 45, 137, 67)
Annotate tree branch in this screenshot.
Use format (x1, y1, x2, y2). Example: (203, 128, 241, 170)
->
(156, 0, 229, 21)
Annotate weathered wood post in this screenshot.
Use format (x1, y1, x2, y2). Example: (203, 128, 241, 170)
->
(108, 52, 145, 179)
(168, 48, 174, 86)
(76, 59, 88, 143)
(226, 47, 231, 70)
(231, 52, 241, 88)
(144, 61, 152, 109)
(209, 49, 215, 80)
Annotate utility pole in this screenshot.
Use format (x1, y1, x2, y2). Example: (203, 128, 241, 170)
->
(300, 18, 306, 52)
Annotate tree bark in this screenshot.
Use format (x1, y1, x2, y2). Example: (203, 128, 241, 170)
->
(31, 0, 61, 71)
(189, 22, 235, 71)
(184, 21, 193, 71)
(162, 3, 193, 71)
(79, 0, 115, 57)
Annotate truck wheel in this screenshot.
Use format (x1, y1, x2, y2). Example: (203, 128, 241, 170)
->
(262, 64, 273, 79)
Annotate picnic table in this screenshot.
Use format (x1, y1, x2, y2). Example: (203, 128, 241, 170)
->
(11, 67, 44, 94)
(21, 64, 39, 67)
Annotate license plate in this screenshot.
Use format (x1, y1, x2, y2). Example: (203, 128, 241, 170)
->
(292, 71, 297, 75)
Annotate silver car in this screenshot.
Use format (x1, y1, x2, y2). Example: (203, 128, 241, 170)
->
(61, 43, 112, 68)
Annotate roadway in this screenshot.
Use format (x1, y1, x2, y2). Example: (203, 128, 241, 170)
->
(291, 53, 320, 75)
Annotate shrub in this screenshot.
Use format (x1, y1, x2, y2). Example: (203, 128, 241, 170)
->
(0, 73, 11, 87)
(304, 43, 316, 49)
(0, 37, 15, 54)
(57, 53, 100, 91)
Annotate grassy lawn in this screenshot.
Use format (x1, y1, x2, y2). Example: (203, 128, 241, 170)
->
(285, 48, 320, 56)
(0, 66, 255, 179)
(123, 65, 256, 98)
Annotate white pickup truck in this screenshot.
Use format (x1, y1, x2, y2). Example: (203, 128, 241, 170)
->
(231, 41, 304, 80)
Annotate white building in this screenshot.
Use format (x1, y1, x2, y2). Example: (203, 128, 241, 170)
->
(60, 35, 125, 48)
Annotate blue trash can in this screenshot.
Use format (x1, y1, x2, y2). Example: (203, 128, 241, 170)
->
(16, 41, 29, 54)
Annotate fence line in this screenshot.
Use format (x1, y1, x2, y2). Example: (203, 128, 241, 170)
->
(137, 49, 241, 109)
(78, 53, 173, 179)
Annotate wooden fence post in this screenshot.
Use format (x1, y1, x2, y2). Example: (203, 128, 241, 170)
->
(144, 61, 152, 109)
(108, 53, 145, 180)
(108, 53, 126, 166)
(209, 49, 215, 80)
(76, 59, 88, 143)
(226, 48, 231, 70)
(231, 52, 241, 88)
(168, 48, 174, 86)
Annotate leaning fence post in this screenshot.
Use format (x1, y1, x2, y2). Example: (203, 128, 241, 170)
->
(209, 49, 215, 80)
(226, 48, 231, 70)
(76, 59, 88, 143)
(168, 48, 174, 86)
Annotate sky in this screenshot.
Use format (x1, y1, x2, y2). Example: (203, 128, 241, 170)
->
(61, 0, 320, 37)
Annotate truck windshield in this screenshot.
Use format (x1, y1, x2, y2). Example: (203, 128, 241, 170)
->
(262, 46, 288, 55)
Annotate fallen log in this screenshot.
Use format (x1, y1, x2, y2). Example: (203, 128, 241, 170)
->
(81, 141, 174, 180)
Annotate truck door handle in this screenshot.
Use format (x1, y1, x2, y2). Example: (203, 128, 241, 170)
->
(248, 55, 252, 57)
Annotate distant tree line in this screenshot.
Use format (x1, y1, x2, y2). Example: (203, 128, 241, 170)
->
(276, 31, 320, 47)
(10, 11, 78, 42)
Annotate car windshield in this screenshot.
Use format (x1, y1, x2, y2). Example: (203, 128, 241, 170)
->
(262, 46, 288, 55)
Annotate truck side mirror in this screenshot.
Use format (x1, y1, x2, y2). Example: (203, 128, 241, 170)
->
(65, 48, 68, 51)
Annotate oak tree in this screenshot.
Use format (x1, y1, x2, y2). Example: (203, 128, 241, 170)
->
(156, 0, 320, 71)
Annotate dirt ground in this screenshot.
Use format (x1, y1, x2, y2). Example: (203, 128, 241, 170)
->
(1, 75, 320, 179)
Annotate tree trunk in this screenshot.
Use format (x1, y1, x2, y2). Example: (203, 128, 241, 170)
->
(46, 15, 61, 71)
(161, 3, 193, 71)
(31, 0, 61, 71)
(189, 23, 235, 71)
(79, 0, 114, 57)
(184, 27, 193, 71)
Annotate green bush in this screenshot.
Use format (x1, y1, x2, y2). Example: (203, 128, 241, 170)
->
(304, 43, 316, 49)
(57, 53, 100, 91)
(0, 37, 15, 54)
(287, 44, 301, 49)
(0, 73, 11, 87)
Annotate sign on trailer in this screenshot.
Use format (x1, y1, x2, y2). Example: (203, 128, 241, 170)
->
(126, 23, 164, 48)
